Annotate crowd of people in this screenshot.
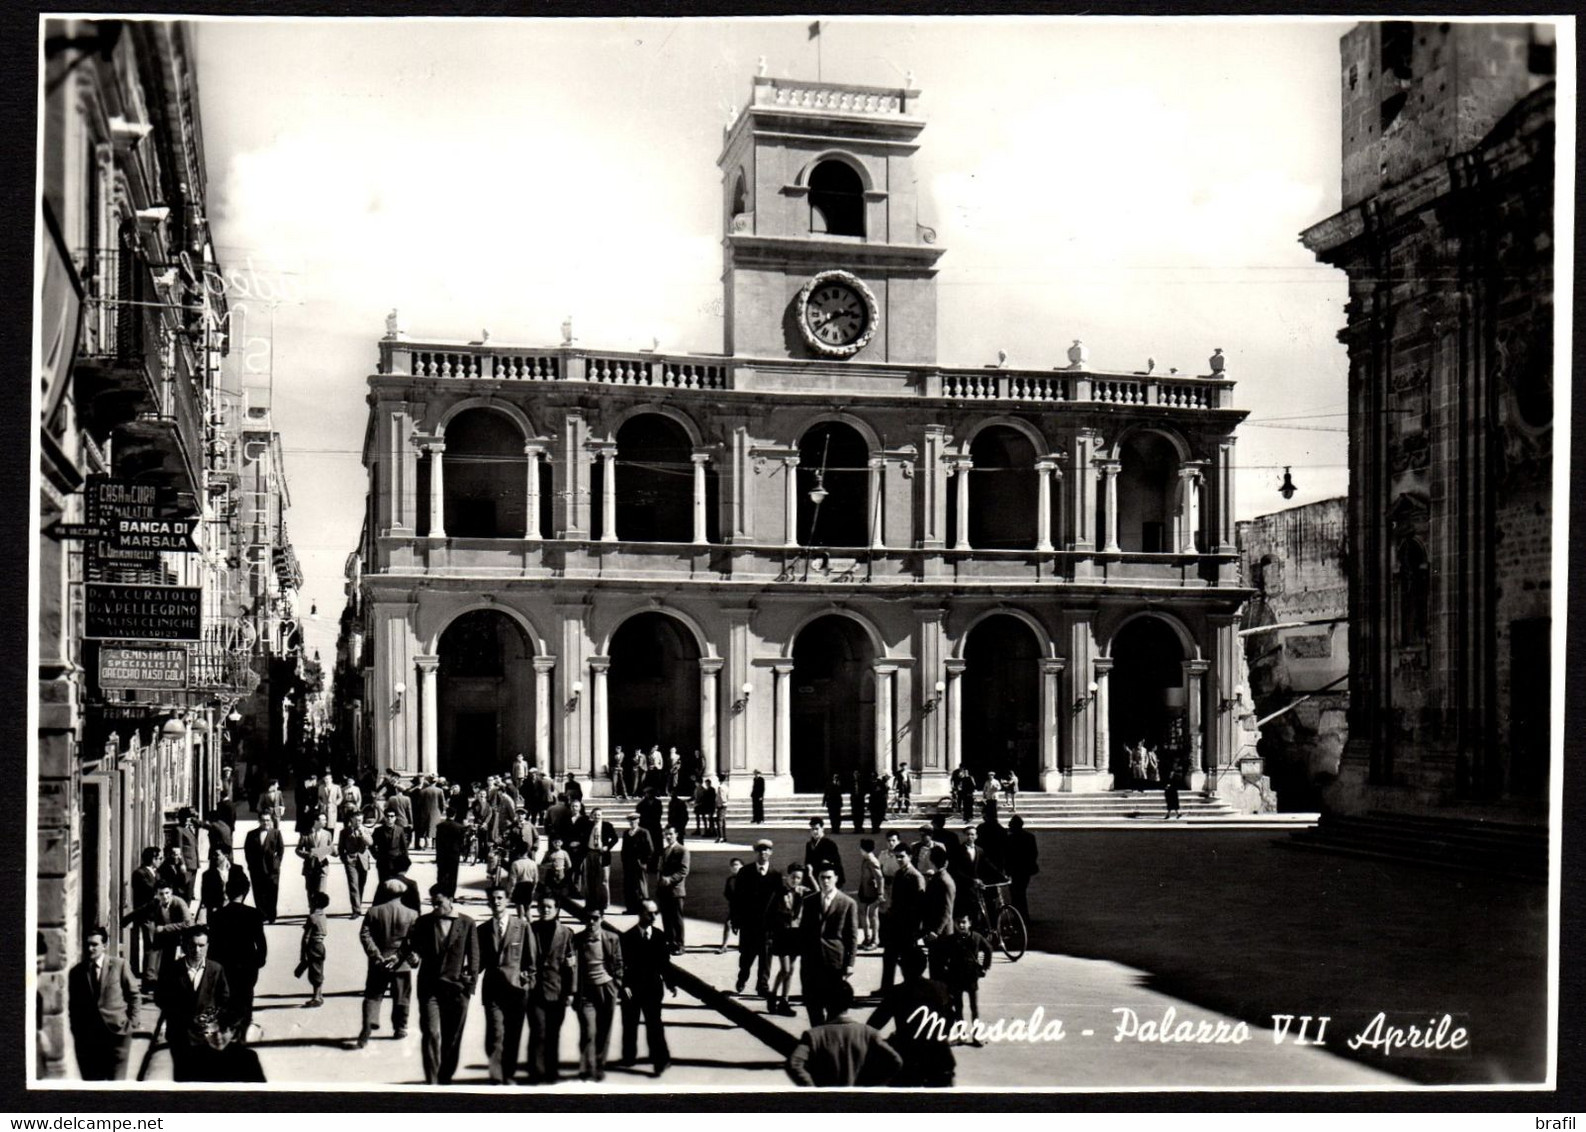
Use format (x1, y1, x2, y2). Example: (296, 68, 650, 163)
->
(82, 758, 1040, 1088)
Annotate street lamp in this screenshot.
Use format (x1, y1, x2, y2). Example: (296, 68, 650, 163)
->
(391, 682, 406, 716)
(1072, 681, 1098, 715)
(733, 681, 753, 714)
(567, 680, 583, 713)
(922, 679, 946, 714)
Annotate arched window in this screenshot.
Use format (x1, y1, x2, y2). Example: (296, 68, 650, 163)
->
(797, 421, 870, 548)
(809, 160, 865, 238)
(1116, 432, 1178, 553)
(1395, 539, 1430, 645)
(730, 170, 748, 219)
(441, 409, 527, 539)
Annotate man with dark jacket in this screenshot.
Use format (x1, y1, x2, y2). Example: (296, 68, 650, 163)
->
(787, 980, 901, 1087)
(750, 770, 766, 824)
(877, 842, 924, 995)
(527, 893, 577, 1085)
(403, 886, 480, 1085)
(732, 839, 780, 997)
(154, 925, 231, 1082)
(920, 846, 958, 981)
(1004, 815, 1039, 923)
(656, 826, 690, 954)
(866, 942, 956, 1087)
(619, 812, 654, 914)
(803, 818, 845, 890)
(617, 899, 675, 1076)
(799, 864, 859, 1026)
(242, 814, 284, 923)
(357, 880, 418, 1047)
(371, 809, 411, 885)
(433, 812, 468, 899)
(666, 792, 690, 845)
(822, 776, 845, 831)
(206, 870, 267, 1039)
(478, 885, 536, 1084)
(574, 906, 625, 1081)
(636, 789, 664, 861)
(68, 927, 140, 1080)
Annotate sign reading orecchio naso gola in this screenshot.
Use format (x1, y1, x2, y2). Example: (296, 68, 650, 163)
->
(98, 645, 190, 691)
(84, 583, 202, 641)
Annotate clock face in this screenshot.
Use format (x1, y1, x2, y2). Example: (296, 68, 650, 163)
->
(797, 270, 878, 357)
(805, 282, 868, 347)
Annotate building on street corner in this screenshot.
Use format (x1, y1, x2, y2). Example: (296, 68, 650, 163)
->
(34, 18, 307, 1078)
(342, 72, 1266, 807)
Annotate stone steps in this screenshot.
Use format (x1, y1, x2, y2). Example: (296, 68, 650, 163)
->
(718, 792, 1252, 827)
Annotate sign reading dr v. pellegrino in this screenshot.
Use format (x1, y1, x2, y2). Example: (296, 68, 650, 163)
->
(84, 583, 202, 641)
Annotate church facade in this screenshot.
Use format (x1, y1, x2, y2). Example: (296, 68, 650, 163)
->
(348, 73, 1257, 801)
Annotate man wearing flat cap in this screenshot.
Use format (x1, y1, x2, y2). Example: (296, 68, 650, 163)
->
(619, 812, 654, 914)
(731, 838, 780, 997)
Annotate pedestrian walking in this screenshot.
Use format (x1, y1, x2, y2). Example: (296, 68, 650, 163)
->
(68, 926, 140, 1081)
(866, 943, 956, 1088)
(357, 880, 418, 1047)
(296, 813, 333, 906)
(876, 842, 924, 996)
(479, 885, 534, 1085)
(404, 886, 480, 1085)
(857, 839, 884, 950)
(1004, 815, 1039, 923)
(751, 770, 766, 825)
(718, 858, 743, 953)
(714, 776, 731, 841)
(433, 811, 467, 899)
(198, 847, 232, 920)
(799, 865, 858, 1026)
(575, 905, 624, 1081)
(1164, 774, 1182, 819)
(617, 899, 674, 1077)
(371, 808, 411, 886)
(243, 813, 284, 924)
(619, 813, 653, 914)
(656, 826, 690, 954)
(786, 980, 901, 1087)
(295, 891, 329, 1009)
(338, 814, 373, 917)
(822, 776, 845, 831)
(764, 864, 807, 1017)
(209, 870, 267, 1034)
(945, 912, 993, 1043)
(804, 818, 845, 889)
(527, 893, 577, 1085)
(733, 840, 779, 998)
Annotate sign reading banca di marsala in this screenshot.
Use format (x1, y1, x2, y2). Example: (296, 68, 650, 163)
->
(84, 583, 202, 641)
(98, 644, 190, 691)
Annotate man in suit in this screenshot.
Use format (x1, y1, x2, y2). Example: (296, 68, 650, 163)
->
(799, 864, 859, 1026)
(786, 980, 901, 1087)
(136, 881, 191, 989)
(371, 808, 411, 885)
(655, 826, 690, 955)
(619, 812, 653, 914)
(206, 870, 267, 1039)
(403, 886, 480, 1085)
(198, 847, 232, 919)
(296, 812, 334, 906)
(154, 924, 231, 1082)
(804, 818, 845, 890)
(175, 810, 201, 895)
(750, 770, 767, 824)
(357, 879, 418, 1047)
(574, 905, 624, 1081)
(526, 893, 577, 1085)
(337, 813, 374, 918)
(125, 847, 161, 977)
(258, 779, 285, 830)
(415, 775, 445, 851)
(68, 926, 140, 1080)
(732, 839, 779, 997)
(242, 813, 284, 923)
(433, 811, 468, 899)
(617, 899, 675, 1076)
(204, 809, 235, 862)
(157, 845, 191, 908)
(1003, 815, 1039, 924)
(478, 884, 535, 1085)
(919, 846, 958, 981)
(386, 781, 414, 833)
(877, 841, 925, 995)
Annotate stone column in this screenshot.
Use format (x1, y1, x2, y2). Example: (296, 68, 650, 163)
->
(916, 607, 947, 792)
(1208, 614, 1241, 793)
(389, 410, 417, 534)
(416, 655, 440, 777)
(532, 656, 555, 774)
(953, 458, 972, 550)
(589, 657, 611, 784)
(783, 455, 801, 547)
(691, 451, 710, 545)
(560, 413, 589, 539)
(524, 445, 543, 540)
(922, 426, 948, 550)
(1178, 462, 1206, 555)
(873, 663, 896, 779)
(1183, 659, 1209, 790)
(1061, 608, 1109, 790)
(599, 446, 619, 543)
(1097, 458, 1122, 553)
(944, 658, 966, 777)
(772, 661, 795, 780)
(1038, 657, 1065, 791)
(425, 442, 447, 538)
(1035, 460, 1056, 552)
(1092, 656, 1114, 784)
(700, 657, 723, 779)
(868, 457, 886, 549)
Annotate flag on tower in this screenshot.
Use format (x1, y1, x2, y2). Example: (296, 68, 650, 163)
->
(808, 20, 821, 39)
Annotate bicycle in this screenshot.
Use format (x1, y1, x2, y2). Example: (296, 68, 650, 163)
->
(973, 879, 1027, 962)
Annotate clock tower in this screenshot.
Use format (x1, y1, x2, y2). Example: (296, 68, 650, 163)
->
(719, 74, 944, 364)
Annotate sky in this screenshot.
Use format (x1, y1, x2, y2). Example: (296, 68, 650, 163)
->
(192, 16, 1354, 665)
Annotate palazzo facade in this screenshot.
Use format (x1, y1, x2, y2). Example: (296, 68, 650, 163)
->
(347, 74, 1258, 800)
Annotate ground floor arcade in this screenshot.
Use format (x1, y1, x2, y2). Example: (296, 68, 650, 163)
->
(360, 585, 1255, 800)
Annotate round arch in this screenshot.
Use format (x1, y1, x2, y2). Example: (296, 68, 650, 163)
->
(1103, 612, 1199, 789)
(781, 605, 889, 661)
(784, 410, 883, 455)
(790, 613, 877, 793)
(435, 397, 536, 441)
(606, 611, 704, 782)
(952, 606, 1056, 659)
(606, 402, 707, 449)
(961, 613, 1043, 790)
(795, 420, 873, 548)
(425, 601, 550, 657)
(794, 150, 876, 192)
(1102, 423, 1193, 464)
(436, 609, 536, 788)
(595, 601, 714, 660)
(1100, 609, 1201, 660)
(958, 414, 1051, 457)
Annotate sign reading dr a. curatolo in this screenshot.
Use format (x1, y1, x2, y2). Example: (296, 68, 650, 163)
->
(98, 644, 191, 691)
(84, 583, 202, 641)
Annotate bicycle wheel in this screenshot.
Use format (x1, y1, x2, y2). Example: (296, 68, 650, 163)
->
(996, 903, 1027, 962)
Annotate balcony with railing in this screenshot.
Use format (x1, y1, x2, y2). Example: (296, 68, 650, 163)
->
(377, 338, 1236, 411)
